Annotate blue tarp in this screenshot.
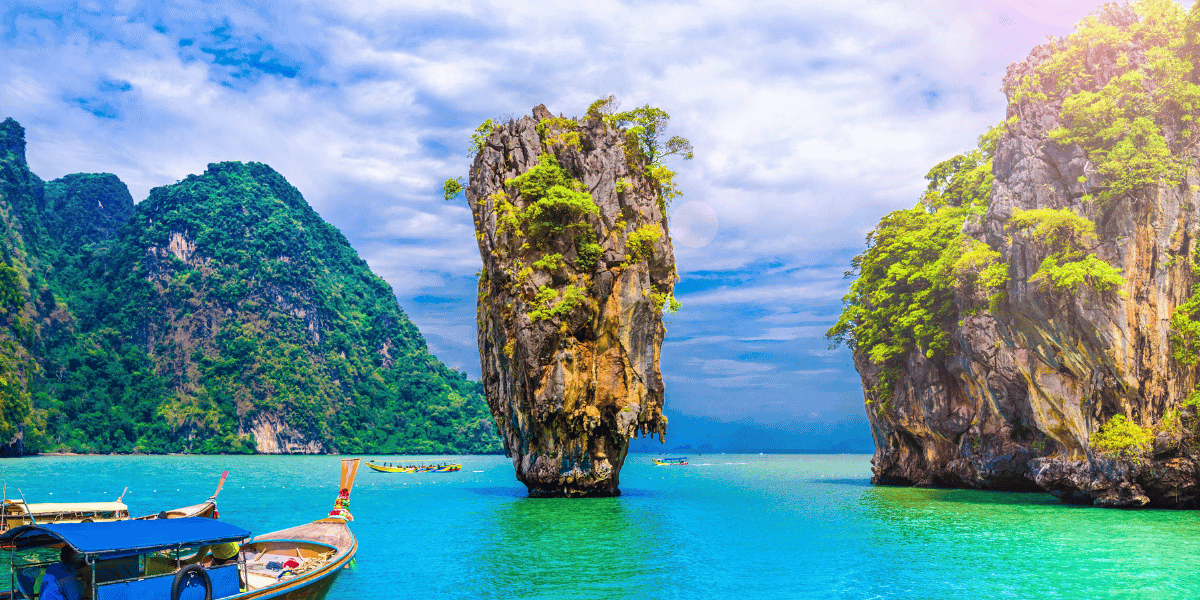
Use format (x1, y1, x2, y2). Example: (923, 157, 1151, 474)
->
(0, 518, 250, 558)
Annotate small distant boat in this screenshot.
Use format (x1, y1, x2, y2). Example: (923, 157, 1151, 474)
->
(652, 457, 688, 466)
(366, 462, 415, 473)
(367, 460, 461, 473)
(0, 471, 229, 532)
(0, 460, 359, 600)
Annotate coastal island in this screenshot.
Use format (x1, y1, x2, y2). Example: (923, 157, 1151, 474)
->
(830, 1, 1200, 507)
(0, 118, 499, 456)
(457, 99, 687, 496)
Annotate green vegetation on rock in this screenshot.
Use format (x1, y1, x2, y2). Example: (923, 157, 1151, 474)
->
(1090, 414, 1154, 457)
(588, 95, 693, 211)
(456, 98, 688, 339)
(1006, 208, 1125, 294)
(827, 129, 1002, 401)
(1170, 252, 1200, 366)
(503, 154, 599, 241)
(626, 224, 664, 262)
(1017, 0, 1200, 203)
(529, 284, 589, 322)
(443, 177, 464, 202)
(471, 119, 496, 154)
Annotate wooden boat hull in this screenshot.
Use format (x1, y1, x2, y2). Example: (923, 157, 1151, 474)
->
(132, 499, 217, 521)
(236, 520, 356, 600)
(230, 459, 360, 600)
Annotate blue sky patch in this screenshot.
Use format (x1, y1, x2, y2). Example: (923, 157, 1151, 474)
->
(69, 96, 120, 119)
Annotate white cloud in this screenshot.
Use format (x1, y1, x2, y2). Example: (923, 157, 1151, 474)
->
(691, 358, 776, 376)
(740, 326, 828, 342)
(0, 0, 1105, 421)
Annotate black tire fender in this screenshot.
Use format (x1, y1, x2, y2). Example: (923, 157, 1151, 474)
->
(171, 564, 212, 600)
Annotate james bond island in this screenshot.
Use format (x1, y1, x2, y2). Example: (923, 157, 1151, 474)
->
(454, 100, 688, 497)
(830, 1, 1200, 508)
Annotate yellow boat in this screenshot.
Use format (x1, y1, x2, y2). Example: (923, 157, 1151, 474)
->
(366, 462, 414, 473)
(652, 457, 688, 466)
(366, 461, 461, 473)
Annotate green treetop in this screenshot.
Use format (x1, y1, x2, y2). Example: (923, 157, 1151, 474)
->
(827, 128, 1003, 402)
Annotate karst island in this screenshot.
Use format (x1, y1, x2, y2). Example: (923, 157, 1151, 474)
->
(447, 98, 690, 497)
(830, 1, 1200, 508)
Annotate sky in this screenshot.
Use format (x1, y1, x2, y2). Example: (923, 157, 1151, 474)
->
(0, 0, 1135, 443)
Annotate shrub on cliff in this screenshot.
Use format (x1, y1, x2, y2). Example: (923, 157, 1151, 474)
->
(1090, 414, 1154, 457)
(589, 96, 692, 212)
(1006, 208, 1125, 294)
(1170, 252, 1200, 367)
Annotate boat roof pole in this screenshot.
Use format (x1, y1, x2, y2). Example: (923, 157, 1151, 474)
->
(16, 489, 35, 524)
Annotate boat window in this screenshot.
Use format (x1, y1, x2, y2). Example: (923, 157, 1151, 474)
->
(4, 546, 60, 598)
(94, 556, 139, 584)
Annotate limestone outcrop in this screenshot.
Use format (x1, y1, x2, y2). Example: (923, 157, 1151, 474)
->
(861, 8, 1200, 507)
(467, 104, 677, 497)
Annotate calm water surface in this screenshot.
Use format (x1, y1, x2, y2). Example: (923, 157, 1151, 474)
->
(2, 453, 1198, 599)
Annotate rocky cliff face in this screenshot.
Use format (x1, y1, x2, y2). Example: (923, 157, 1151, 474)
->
(467, 104, 676, 496)
(863, 8, 1200, 507)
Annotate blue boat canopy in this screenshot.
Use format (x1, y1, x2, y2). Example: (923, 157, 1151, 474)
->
(0, 517, 251, 559)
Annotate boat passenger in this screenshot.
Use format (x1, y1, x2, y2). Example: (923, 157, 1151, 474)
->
(41, 546, 85, 600)
(209, 541, 240, 566)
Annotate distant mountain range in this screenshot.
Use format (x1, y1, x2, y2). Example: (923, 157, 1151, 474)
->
(0, 117, 502, 455)
(629, 410, 874, 453)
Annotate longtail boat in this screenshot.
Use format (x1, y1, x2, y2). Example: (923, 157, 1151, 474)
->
(0, 459, 360, 600)
(366, 460, 461, 473)
(0, 472, 229, 533)
(652, 457, 688, 466)
(133, 470, 229, 521)
(365, 462, 414, 473)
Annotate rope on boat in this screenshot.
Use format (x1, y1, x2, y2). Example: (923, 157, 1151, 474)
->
(278, 551, 335, 580)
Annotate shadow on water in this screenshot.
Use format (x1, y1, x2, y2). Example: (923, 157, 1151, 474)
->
(466, 494, 672, 599)
(463, 486, 529, 499)
(810, 477, 872, 487)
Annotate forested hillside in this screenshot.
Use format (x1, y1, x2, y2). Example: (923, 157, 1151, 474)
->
(0, 117, 501, 455)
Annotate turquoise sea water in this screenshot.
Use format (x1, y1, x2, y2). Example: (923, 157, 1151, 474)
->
(4, 453, 1200, 599)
